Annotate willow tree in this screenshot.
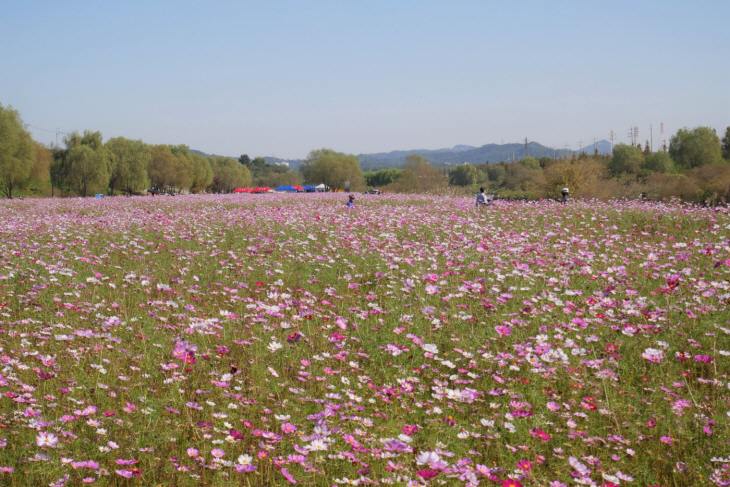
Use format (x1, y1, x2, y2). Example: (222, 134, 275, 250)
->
(209, 156, 251, 193)
(302, 148, 364, 191)
(148, 145, 177, 192)
(64, 131, 112, 197)
(0, 103, 35, 198)
(106, 137, 151, 195)
(190, 154, 213, 193)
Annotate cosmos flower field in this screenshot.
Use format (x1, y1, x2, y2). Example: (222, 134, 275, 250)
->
(0, 194, 728, 487)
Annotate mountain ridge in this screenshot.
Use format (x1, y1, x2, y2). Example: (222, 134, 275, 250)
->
(192, 140, 612, 172)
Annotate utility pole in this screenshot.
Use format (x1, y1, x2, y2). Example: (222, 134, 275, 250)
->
(650, 124, 653, 153)
(610, 130, 615, 153)
(661, 122, 666, 152)
(525, 138, 528, 158)
(55, 129, 66, 147)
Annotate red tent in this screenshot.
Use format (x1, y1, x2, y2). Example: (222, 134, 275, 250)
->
(253, 187, 271, 193)
(293, 185, 304, 192)
(233, 188, 251, 193)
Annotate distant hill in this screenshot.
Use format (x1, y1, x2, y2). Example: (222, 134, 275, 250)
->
(357, 141, 612, 171)
(190, 149, 217, 158)
(578, 140, 612, 156)
(192, 140, 612, 173)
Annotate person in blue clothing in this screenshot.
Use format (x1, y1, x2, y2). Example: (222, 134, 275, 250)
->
(475, 187, 487, 207)
(346, 194, 355, 208)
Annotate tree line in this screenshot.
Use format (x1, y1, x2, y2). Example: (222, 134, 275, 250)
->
(0, 103, 303, 198)
(363, 126, 730, 203)
(2, 102, 729, 202)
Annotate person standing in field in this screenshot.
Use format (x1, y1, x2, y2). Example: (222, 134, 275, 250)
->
(346, 194, 355, 208)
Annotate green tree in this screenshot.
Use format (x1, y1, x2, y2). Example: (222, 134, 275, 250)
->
(31, 141, 52, 189)
(365, 168, 401, 187)
(303, 149, 364, 191)
(66, 145, 111, 197)
(608, 143, 643, 175)
(64, 131, 112, 197)
(0, 103, 35, 198)
(449, 163, 478, 186)
(148, 145, 177, 192)
(642, 151, 675, 174)
(722, 127, 730, 161)
(669, 126, 723, 170)
(521, 157, 540, 170)
(190, 154, 213, 193)
(239, 154, 251, 166)
(106, 137, 151, 195)
(400, 154, 445, 193)
(209, 156, 252, 193)
(168, 145, 196, 193)
(259, 170, 301, 188)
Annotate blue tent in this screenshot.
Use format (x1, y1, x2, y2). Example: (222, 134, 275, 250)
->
(275, 185, 297, 192)
(303, 185, 317, 192)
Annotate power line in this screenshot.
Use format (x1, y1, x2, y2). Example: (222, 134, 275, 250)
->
(27, 124, 57, 133)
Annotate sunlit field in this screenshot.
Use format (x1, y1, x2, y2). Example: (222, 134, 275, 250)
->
(0, 194, 728, 487)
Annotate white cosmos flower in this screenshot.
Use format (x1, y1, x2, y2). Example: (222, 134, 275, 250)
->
(415, 451, 440, 466)
(422, 344, 439, 354)
(237, 454, 253, 465)
(308, 439, 328, 451)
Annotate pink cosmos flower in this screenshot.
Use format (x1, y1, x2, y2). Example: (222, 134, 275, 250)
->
(418, 469, 439, 479)
(495, 325, 511, 337)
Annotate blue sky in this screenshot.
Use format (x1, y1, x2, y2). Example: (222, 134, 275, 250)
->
(2, 1, 728, 159)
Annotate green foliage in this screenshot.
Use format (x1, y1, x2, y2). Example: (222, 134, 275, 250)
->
(722, 127, 730, 161)
(542, 158, 606, 198)
(66, 144, 111, 197)
(389, 154, 446, 193)
(520, 156, 540, 170)
(209, 156, 252, 193)
(669, 126, 723, 170)
(106, 137, 151, 195)
(364, 168, 401, 187)
(190, 153, 213, 193)
(302, 148, 364, 190)
(0, 103, 35, 198)
(148, 145, 178, 192)
(258, 170, 301, 188)
(642, 151, 675, 174)
(448, 163, 478, 186)
(63, 130, 112, 197)
(608, 143, 643, 175)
